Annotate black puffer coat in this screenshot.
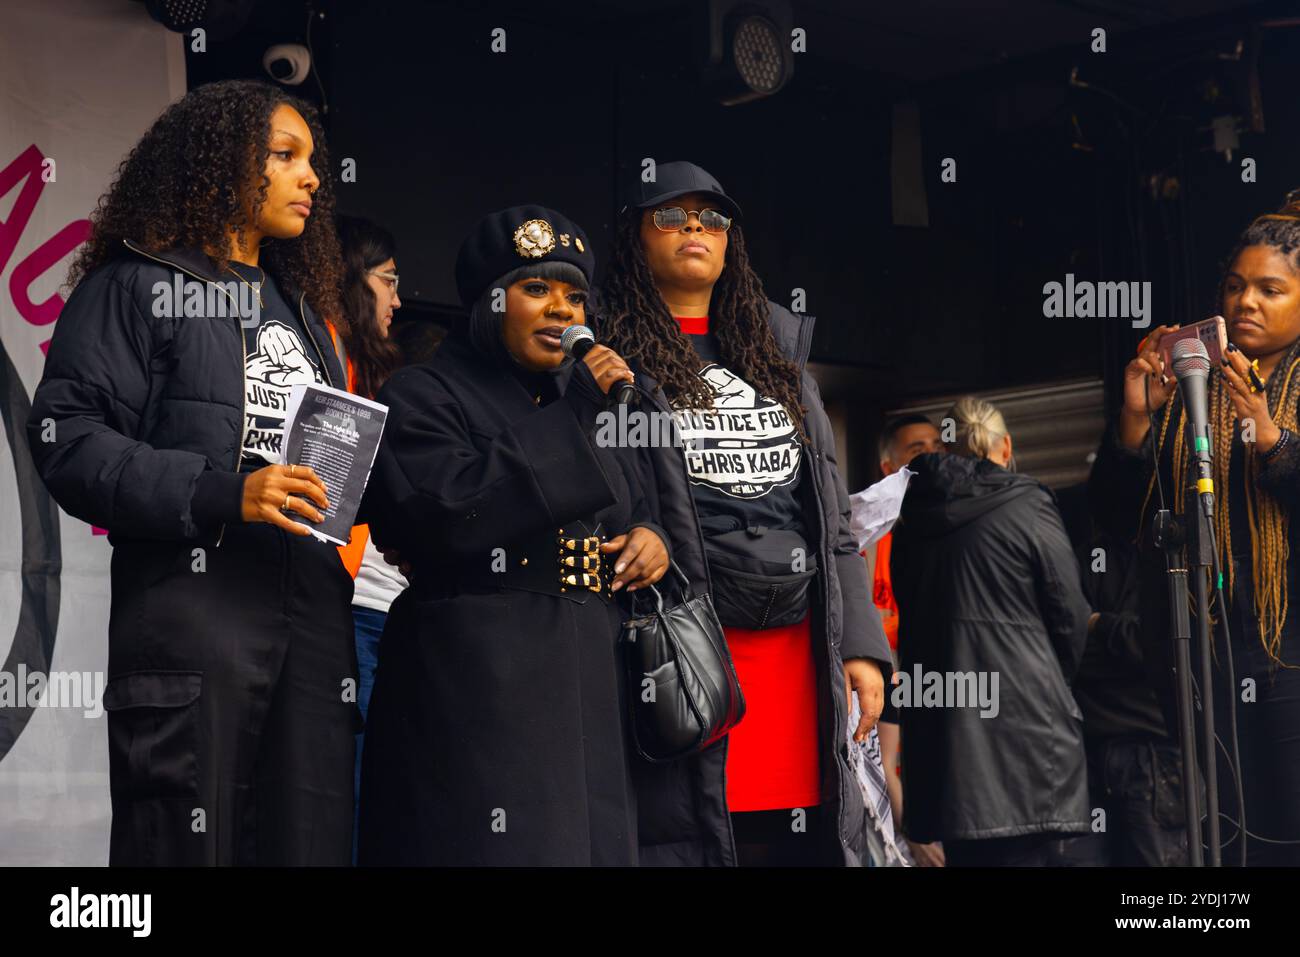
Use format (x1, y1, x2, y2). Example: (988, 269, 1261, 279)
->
(890, 453, 1092, 843)
(26, 240, 342, 544)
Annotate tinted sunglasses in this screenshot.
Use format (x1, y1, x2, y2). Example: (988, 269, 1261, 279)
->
(651, 206, 732, 233)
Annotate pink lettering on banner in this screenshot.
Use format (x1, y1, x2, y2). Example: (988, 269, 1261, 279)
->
(0, 145, 47, 270)
(12, 218, 93, 348)
(1, 143, 99, 535)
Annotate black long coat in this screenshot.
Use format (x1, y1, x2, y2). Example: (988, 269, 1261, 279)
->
(890, 453, 1092, 843)
(356, 330, 663, 866)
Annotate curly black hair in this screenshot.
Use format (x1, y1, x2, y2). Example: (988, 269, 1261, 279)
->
(68, 79, 343, 324)
(594, 210, 805, 429)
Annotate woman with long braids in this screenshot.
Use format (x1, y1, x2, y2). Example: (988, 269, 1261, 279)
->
(1090, 192, 1300, 865)
(596, 161, 891, 866)
(27, 80, 357, 865)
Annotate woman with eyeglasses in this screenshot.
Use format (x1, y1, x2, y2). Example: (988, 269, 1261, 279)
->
(27, 80, 357, 865)
(595, 161, 892, 866)
(358, 205, 669, 865)
(329, 214, 407, 859)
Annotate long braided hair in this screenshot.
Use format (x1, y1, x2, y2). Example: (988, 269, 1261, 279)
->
(1139, 195, 1300, 664)
(594, 210, 805, 428)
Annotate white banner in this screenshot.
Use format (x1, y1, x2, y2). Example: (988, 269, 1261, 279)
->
(0, 0, 184, 865)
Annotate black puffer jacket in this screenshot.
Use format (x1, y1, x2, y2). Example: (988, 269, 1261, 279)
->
(626, 302, 893, 866)
(890, 452, 1092, 843)
(26, 240, 342, 545)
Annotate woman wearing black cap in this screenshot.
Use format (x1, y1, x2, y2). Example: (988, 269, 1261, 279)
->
(596, 161, 892, 866)
(357, 206, 669, 865)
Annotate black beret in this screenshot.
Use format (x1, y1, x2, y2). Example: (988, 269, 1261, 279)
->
(454, 205, 595, 306)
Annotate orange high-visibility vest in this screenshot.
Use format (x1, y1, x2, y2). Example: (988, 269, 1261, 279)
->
(873, 531, 899, 651)
(325, 319, 368, 579)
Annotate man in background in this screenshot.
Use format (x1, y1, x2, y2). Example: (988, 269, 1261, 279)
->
(872, 414, 945, 865)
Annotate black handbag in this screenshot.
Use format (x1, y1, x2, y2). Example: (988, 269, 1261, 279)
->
(620, 561, 746, 763)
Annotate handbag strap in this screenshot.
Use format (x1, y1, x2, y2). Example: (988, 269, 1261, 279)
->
(640, 559, 694, 615)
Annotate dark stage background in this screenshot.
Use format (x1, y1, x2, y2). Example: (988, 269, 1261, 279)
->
(185, 0, 1300, 484)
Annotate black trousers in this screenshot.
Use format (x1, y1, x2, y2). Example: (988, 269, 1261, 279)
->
(943, 831, 1092, 867)
(104, 523, 358, 865)
(731, 807, 824, 866)
(1086, 736, 1188, 867)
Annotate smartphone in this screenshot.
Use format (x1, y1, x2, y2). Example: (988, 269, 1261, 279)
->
(1158, 316, 1227, 371)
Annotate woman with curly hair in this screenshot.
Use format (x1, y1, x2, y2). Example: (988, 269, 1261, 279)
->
(1090, 192, 1300, 865)
(595, 161, 891, 866)
(27, 79, 357, 866)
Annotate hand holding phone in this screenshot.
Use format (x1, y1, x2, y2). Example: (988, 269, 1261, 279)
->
(1158, 316, 1228, 371)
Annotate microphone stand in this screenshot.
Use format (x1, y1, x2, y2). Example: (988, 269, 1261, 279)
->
(1185, 475, 1221, 867)
(1154, 508, 1204, 866)
(1154, 410, 1224, 866)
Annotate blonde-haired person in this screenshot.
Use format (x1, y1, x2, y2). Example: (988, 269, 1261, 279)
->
(1090, 193, 1300, 866)
(890, 396, 1094, 866)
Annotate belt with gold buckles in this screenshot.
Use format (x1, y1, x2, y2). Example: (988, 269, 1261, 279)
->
(435, 521, 614, 602)
(557, 525, 612, 597)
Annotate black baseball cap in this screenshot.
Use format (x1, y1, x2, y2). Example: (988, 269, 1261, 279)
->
(621, 160, 743, 223)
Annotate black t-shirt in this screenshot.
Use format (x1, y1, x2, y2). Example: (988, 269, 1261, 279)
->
(674, 320, 805, 538)
(229, 262, 325, 473)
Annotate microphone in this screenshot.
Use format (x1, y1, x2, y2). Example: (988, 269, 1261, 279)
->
(1171, 337, 1214, 518)
(560, 325, 636, 405)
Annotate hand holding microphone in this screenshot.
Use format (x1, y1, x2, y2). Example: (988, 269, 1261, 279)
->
(561, 325, 637, 404)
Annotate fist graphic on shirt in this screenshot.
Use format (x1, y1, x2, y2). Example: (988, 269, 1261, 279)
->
(246, 321, 321, 387)
(700, 365, 756, 408)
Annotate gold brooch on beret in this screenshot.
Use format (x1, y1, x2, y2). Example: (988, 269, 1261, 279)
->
(514, 219, 556, 258)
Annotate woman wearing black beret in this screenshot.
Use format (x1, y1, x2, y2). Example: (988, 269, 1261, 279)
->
(357, 205, 669, 865)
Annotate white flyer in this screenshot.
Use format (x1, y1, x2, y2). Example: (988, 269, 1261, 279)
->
(281, 383, 389, 545)
(849, 466, 914, 552)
